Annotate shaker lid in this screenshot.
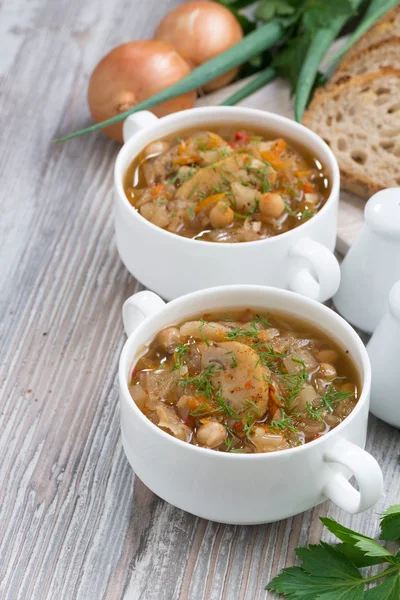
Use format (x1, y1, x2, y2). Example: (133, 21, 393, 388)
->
(364, 188, 400, 239)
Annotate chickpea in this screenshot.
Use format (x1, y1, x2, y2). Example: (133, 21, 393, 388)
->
(259, 192, 285, 218)
(316, 349, 338, 363)
(143, 140, 170, 157)
(157, 327, 181, 353)
(209, 201, 234, 228)
(196, 421, 227, 448)
(318, 362, 337, 379)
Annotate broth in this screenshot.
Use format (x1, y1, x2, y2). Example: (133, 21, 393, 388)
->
(124, 125, 330, 243)
(129, 309, 359, 453)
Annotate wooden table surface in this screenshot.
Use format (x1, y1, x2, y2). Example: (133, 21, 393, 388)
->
(1, 1, 399, 598)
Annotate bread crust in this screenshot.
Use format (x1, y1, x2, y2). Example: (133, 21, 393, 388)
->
(345, 4, 400, 61)
(330, 36, 400, 87)
(303, 69, 400, 199)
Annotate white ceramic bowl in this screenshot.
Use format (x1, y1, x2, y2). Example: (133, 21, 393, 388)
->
(119, 285, 383, 525)
(114, 107, 341, 302)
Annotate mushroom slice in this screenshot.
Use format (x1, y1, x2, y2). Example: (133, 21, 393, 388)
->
(155, 402, 192, 442)
(176, 154, 272, 202)
(283, 349, 319, 375)
(200, 341, 269, 416)
(249, 425, 290, 453)
(141, 369, 178, 402)
(180, 321, 230, 342)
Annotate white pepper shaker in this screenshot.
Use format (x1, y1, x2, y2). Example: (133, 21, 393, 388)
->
(367, 280, 400, 428)
(333, 188, 400, 333)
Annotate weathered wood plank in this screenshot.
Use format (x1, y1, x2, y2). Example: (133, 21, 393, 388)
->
(0, 1, 399, 599)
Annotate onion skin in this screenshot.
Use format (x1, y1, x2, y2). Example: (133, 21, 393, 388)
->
(154, 0, 243, 92)
(87, 40, 196, 142)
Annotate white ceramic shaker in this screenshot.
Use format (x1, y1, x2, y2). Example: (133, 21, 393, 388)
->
(333, 188, 400, 333)
(367, 280, 400, 428)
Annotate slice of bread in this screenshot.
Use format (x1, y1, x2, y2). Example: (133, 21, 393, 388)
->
(303, 69, 400, 198)
(330, 37, 400, 87)
(345, 5, 400, 61)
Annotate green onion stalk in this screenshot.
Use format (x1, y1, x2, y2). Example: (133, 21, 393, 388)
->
(57, 20, 283, 142)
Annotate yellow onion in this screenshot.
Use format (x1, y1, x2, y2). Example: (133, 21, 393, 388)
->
(154, 1, 243, 92)
(87, 40, 196, 142)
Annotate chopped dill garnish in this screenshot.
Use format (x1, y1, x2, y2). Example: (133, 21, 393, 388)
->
(218, 147, 230, 158)
(224, 425, 237, 451)
(320, 384, 354, 412)
(187, 205, 195, 218)
(255, 314, 271, 327)
(284, 201, 315, 221)
(290, 358, 308, 382)
(225, 350, 238, 368)
(154, 199, 168, 205)
(226, 322, 260, 340)
(173, 344, 189, 371)
(270, 414, 301, 443)
(189, 401, 219, 418)
(254, 345, 286, 372)
(243, 413, 254, 438)
(187, 182, 200, 199)
(179, 364, 221, 400)
(305, 402, 325, 422)
(199, 318, 210, 347)
(305, 384, 354, 421)
(197, 140, 209, 152)
(302, 207, 315, 220)
(215, 387, 237, 416)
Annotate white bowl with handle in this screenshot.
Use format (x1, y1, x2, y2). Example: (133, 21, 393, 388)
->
(114, 107, 341, 302)
(119, 284, 383, 524)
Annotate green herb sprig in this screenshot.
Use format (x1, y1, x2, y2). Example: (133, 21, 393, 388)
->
(267, 505, 400, 598)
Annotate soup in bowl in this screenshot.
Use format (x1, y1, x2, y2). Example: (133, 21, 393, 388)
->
(119, 285, 383, 524)
(124, 126, 330, 243)
(130, 308, 358, 454)
(114, 107, 340, 301)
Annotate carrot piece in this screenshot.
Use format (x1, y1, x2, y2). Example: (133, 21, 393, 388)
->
(172, 155, 197, 166)
(302, 181, 315, 193)
(151, 184, 165, 196)
(273, 138, 286, 154)
(178, 141, 186, 155)
(208, 132, 221, 149)
(261, 151, 285, 169)
(295, 170, 312, 178)
(194, 193, 226, 213)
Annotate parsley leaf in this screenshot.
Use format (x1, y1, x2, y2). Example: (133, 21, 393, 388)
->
(266, 505, 400, 598)
(273, 33, 313, 93)
(381, 505, 400, 541)
(321, 517, 393, 560)
(336, 543, 391, 568)
(255, 0, 296, 22)
(364, 573, 400, 599)
(303, 0, 357, 30)
(267, 545, 365, 597)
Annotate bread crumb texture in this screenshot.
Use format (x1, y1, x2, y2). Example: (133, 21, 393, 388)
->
(303, 69, 400, 198)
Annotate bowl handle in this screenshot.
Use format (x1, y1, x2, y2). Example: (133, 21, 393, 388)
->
(322, 438, 383, 513)
(288, 237, 341, 303)
(122, 291, 165, 337)
(123, 111, 159, 143)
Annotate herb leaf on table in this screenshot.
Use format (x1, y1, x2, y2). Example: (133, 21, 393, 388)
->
(364, 572, 400, 599)
(267, 505, 400, 598)
(380, 505, 400, 541)
(321, 517, 394, 559)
